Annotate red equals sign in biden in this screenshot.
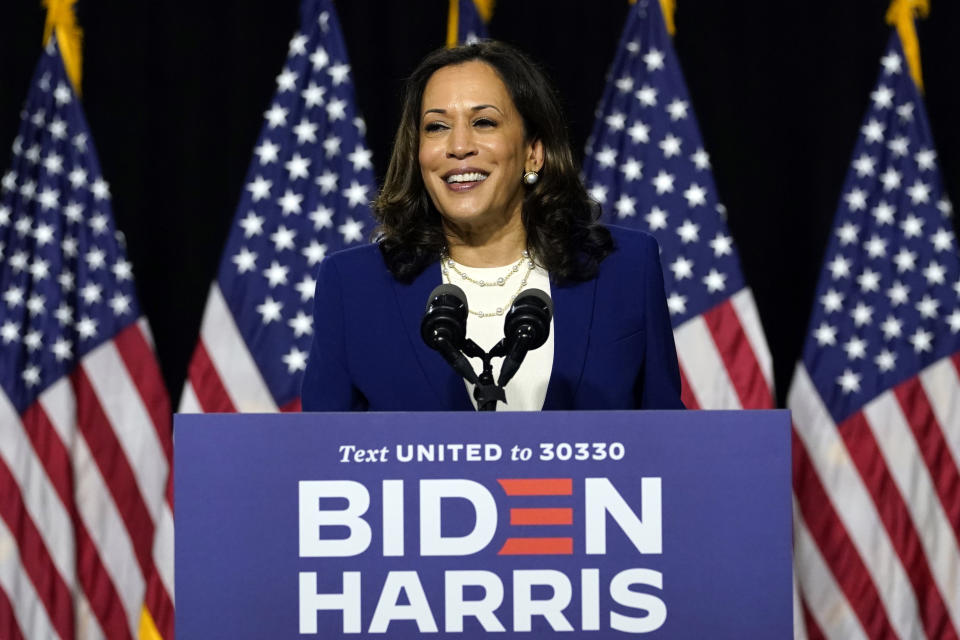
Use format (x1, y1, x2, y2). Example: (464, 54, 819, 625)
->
(497, 478, 573, 555)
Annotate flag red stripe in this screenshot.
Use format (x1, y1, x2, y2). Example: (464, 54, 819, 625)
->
(113, 325, 177, 636)
(0, 585, 25, 640)
(702, 300, 773, 409)
(71, 368, 156, 577)
(497, 478, 572, 496)
(144, 567, 175, 639)
(22, 401, 133, 640)
(188, 341, 237, 413)
(282, 397, 302, 412)
(144, 497, 175, 639)
(497, 538, 573, 555)
(678, 365, 700, 409)
(0, 457, 74, 640)
(20, 403, 72, 515)
(113, 323, 173, 462)
(150, 496, 175, 639)
(510, 508, 573, 525)
(792, 427, 896, 639)
(74, 521, 134, 640)
(894, 377, 960, 547)
(839, 411, 955, 640)
(800, 595, 827, 640)
(141, 516, 175, 640)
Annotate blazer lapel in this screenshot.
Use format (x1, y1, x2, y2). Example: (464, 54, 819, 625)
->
(543, 276, 597, 409)
(392, 261, 474, 410)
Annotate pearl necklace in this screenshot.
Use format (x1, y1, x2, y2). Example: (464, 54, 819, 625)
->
(441, 251, 536, 318)
(444, 250, 529, 287)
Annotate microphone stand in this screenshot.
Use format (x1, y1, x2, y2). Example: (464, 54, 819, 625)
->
(422, 285, 551, 412)
(460, 339, 508, 412)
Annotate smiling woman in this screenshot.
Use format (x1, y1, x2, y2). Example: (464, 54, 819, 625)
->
(417, 61, 540, 264)
(300, 41, 684, 412)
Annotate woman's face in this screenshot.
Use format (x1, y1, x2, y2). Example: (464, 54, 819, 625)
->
(418, 61, 543, 235)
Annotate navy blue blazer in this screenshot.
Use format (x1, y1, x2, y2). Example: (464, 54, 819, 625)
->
(300, 226, 683, 411)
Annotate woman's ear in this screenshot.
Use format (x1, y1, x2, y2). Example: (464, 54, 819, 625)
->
(526, 138, 544, 173)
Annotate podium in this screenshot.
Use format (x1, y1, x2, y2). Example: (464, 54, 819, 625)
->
(175, 410, 791, 638)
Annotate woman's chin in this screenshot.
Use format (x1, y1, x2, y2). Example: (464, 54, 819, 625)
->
(439, 206, 493, 227)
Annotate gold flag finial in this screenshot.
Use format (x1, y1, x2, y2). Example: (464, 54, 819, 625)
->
(447, 0, 496, 49)
(446, 0, 460, 48)
(42, 0, 83, 94)
(473, 0, 495, 22)
(139, 607, 163, 640)
(629, 0, 676, 36)
(885, 0, 929, 91)
(659, 0, 676, 36)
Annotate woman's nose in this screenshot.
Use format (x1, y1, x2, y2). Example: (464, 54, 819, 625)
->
(446, 123, 477, 159)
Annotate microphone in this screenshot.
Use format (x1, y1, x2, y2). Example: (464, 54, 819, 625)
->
(421, 284, 479, 384)
(497, 288, 552, 388)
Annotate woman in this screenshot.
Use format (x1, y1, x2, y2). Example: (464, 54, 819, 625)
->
(301, 41, 683, 411)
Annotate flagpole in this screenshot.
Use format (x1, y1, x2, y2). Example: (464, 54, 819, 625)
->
(42, 0, 83, 94)
(885, 0, 929, 91)
(446, 0, 460, 48)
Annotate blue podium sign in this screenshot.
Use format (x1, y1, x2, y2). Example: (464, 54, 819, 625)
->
(174, 410, 791, 638)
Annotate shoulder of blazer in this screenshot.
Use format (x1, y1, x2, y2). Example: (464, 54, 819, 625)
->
(325, 241, 385, 270)
(321, 242, 399, 289)
(605, 223, 661, 256)
(597, 224, 662, 282)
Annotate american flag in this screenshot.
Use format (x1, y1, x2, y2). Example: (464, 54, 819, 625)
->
(448, 0, 491, 47)
(789, 26, 960, 640)
(0, 38, 174, 640)
(180, 0, 376, 414)
(582, 0, 774, 410)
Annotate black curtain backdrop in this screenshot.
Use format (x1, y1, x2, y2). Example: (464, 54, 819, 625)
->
(2, 1, 959, 407)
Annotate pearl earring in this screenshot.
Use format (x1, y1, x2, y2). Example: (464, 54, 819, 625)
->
(523, 170, 539, 185)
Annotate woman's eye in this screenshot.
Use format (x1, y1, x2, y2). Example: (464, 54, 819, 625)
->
(473, 118, 496, 128)
(423, 122, 447, 133)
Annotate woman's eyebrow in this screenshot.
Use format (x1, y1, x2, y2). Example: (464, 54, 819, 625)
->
(421, 104, 504, 118)
(470, 104, 503, 114)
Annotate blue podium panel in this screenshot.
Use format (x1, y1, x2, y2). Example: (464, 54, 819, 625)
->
(174, 410, 791, 639)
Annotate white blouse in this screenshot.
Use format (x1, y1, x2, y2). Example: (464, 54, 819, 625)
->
(441, 258, 554, 411)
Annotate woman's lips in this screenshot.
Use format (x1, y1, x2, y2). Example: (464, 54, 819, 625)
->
(445, 179, 484, 191)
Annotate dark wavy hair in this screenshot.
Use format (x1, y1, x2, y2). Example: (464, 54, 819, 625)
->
(373, 40, 613, 283)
